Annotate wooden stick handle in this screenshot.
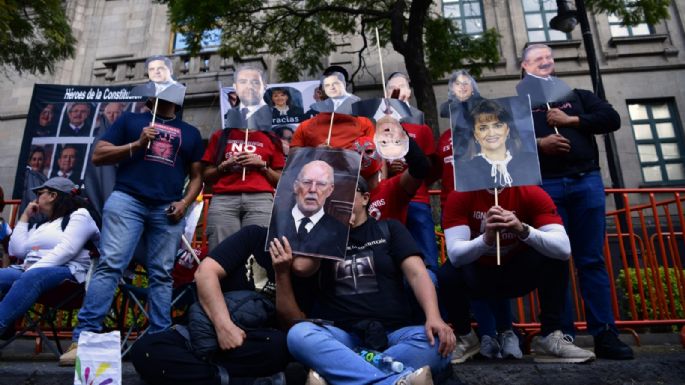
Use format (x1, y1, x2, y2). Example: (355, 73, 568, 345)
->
(375, 27, 387, 97)
(242, 128, 249, 181)
(495, 188, 500, 266)
(326, 111, 335, 146)
(148, 98, 159, 150)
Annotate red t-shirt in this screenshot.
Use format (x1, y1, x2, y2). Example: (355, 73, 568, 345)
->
(292, 113, 375, 149)
(435, 129, 454, 209)
(442, 186, 563, 265)
(368, 175, 411, 223)
(394, 123, 435, 205)
(202, 129, 285, 194)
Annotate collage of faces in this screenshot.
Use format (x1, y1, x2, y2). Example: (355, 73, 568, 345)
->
(27, 100, 150, 184)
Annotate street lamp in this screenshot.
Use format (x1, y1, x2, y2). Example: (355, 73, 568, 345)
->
(550, 0, 625, 188)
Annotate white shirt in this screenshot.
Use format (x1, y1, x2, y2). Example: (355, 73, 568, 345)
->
(291, 206, 325, 233)
(239, 101, 268, 120)
(525, 72, 552, 81)
(154, 80, 177, 95)
(8, 208, 100, 283)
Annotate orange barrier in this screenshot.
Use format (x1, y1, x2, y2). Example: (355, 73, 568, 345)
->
(3, 187, 685, 345)
(430, 188, 685, 344)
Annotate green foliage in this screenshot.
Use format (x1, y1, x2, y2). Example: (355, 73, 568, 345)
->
(0, 0, 76, 74)
(424, 17, 500, 79)
(162, 0, 499, 83)
(616, 267, 684, 320)
(585, 0, 671, 26)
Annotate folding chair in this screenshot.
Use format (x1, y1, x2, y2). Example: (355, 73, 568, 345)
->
(0, 249, 99, 357)
(117, 245, 204, 356)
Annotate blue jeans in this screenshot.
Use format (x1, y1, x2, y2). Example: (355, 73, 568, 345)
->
(73, 191, 184, 341)
(287, 322, 449, 385)
(470, 298, 513, 337)
(0, 266, 74, 333)
(541, 171, 616, 336)
(406, 202, 439, 270)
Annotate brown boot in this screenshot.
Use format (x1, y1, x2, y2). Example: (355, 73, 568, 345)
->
(58, 342, 78, 366)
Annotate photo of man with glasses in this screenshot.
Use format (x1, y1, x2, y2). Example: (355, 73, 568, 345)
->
(267, 150, 356, 260)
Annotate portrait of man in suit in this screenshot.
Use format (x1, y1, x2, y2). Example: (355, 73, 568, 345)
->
(223, 65, 272, 130)
(50, 144, 84, 184)
(309, 71, 360, 115)
(59, 102, 93, 137)
(268, 158, 349, 260)
(130, 55, 187, 106)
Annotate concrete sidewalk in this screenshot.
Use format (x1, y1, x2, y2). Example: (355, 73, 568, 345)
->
(0, 334, 682, 385)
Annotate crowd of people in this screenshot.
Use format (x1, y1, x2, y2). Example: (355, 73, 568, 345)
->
(0, 44, 634, 385)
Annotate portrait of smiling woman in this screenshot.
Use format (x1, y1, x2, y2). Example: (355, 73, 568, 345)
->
(454, 98, 541, 192)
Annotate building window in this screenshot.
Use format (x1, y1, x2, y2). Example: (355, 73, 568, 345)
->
(172, 28, 222, 54)
(522, 0, 570, 42)
(608, 14, 654, 37)
(628, 100, 685, 184)
(442, 0, 485, 36)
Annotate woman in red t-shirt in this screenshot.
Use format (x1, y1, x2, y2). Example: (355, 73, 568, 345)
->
(202, 128, 285, 250)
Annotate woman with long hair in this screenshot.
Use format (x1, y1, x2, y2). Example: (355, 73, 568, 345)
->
(0, 177, 99, 336)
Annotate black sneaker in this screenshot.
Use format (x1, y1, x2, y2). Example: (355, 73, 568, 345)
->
(594, 330, 634, 360)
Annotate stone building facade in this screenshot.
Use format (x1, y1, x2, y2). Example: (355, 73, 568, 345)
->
(1, 0, 684, 208)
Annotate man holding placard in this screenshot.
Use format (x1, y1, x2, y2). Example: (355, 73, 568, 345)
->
(59, 57, 204, 365)
(518, 44, 633, 360)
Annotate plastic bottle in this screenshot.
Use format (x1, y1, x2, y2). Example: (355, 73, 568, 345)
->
(356, 348, 404, 373)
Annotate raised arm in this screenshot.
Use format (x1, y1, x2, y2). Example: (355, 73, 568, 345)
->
(92, 126, 157, 166)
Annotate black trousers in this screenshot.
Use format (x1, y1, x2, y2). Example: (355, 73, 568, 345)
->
(130, 327, 290, 385)
(437, 250, 569, 336)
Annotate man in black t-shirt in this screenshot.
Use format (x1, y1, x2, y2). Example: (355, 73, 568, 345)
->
(130, 225, 306, 385)
(284, 178, 455, 385)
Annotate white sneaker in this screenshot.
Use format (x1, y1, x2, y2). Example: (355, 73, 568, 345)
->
(394, 365, 433, 385)
(479, 335, 501, 359)
(305, 369, 328, 385)
(499, 330, 523, 359)
(532, 330, 596, 363)
(451, 329, 480, 364)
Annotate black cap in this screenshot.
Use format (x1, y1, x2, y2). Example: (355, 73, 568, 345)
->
(356, 177, 370, 193)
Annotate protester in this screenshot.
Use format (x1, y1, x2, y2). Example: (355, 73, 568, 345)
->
(201, 121, 285, 250)
(272, 126, 294, 156)
(432, 71, 518, 361)
(286, 177, 455, 385)
(59, 95, 204, 366)
(1, 177, 99, 338)
(517, 43, 633, 360)
(437, 185, 596, 363)
(384, 72, 438, 272)
(130, 225, 309, 385)
(433, 69, 482, 207)
(292, 68, 374, 149)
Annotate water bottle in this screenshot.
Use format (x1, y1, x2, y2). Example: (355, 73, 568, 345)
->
(356, 348, 404, 373)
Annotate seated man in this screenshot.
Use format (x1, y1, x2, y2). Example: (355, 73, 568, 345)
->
(130, 225, 310, 385)
(285, 178, 455, 385)
(436, 186, 596, 363)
